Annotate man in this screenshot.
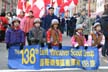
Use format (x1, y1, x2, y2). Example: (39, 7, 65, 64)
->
(42, 7, 58, 31)
(101, 4, 108, 57)
(0, 12, 8, 42)
(58, 14, 65, 34)
(69, 14, 77, 37)
(23, 10, 35, 45)
(77, 11, 91, 40)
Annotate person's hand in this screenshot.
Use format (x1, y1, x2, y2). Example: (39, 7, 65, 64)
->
(97, 44, 103, 49)
(75, 43, 79, 49)
(35, 39, 39, 44)
(76, 46, 79, 49)
(40, 42, 44, 47)
(20, 43, 24, 50)
(85, 46, 88, 50)
(59, 43, 62, 49)
(47, 43, 52, 49)
(6, 44, 10, 50)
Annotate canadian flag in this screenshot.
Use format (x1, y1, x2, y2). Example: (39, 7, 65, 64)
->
(17, 0, 26, 15)
(44, 0, 50, 6)
(59, 0, 78, 13)
(32, 0, 45, 18)
(17, 0, 45, 18)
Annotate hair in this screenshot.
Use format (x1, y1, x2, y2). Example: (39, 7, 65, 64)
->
(0, 12, 6, 16)
(48, 7, 54, 10)
(103, 4, 108, 15)
(12, 20, 20, 25)
(6, 12, 12, 17)
(51, 24, 59, 29)
(29, 10, 33, 14)
(20, 11, 25, 14)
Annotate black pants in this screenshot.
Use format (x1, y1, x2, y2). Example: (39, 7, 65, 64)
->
(26, 33, 31, 45)
(102, 38, 108, 56)
(0, 30, 5, 42)
(68, 29, 75, 37)
(85, 35, 88, 40)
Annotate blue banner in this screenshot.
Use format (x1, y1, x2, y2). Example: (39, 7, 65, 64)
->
(8, 45, 99, 70)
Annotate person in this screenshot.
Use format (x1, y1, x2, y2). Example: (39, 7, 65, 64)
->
(5, 18, 25, 50)
(100, 4, 108, 57)
(58, 14, 65, 34)
(23, 10, 35, 45)
(69, 14, 77, 37)
(77, 11, 91, 40)
(46, 19, 62, 49)
(5, 12, 12, 25)
(42, 7, 58, 31)
(64, 13, 70, 36)
(0, 12, 8, 42)
(88, 22, 105, 49)
(29, 18, 45, 47)
(71, 24, 87, 49)
(17, 11, 25, 31)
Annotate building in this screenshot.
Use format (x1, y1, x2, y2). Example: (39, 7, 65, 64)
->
(74, 0, 96, 16)
(0, 0, 18, 14)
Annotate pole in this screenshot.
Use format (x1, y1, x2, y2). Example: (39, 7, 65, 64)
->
(88, 0, 91, 17)
(4, 0, 6, 11)
(51, 0, 53, 7)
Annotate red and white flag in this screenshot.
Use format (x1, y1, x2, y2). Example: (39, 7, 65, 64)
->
(17, 0, 45, 18)
(17, 0, 26, 15)
(32, 0, 45, 18)
(59, 0, 78, 13)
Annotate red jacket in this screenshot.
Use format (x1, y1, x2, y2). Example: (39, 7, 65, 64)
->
(46, 28, 62, 46)
(23, 16, 35, 33)
(0, 17, 8, 31)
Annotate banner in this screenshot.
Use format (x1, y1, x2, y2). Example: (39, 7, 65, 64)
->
(8, 45, 99, 70)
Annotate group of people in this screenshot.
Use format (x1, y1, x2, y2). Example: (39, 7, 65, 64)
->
(71, 22, 105, 49)
(0, 6, 108, 58)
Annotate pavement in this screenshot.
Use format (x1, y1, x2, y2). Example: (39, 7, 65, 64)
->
(0, 33, 108, 72)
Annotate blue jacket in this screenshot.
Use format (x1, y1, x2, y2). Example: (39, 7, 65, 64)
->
(5, 28, 25, 44)
(42, 14, 58, 31)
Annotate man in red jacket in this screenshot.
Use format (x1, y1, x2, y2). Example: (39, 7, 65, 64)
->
(0, 14, 8, 42)
(23, 10, 35, 45)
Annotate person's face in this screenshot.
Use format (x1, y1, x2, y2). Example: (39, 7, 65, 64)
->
(14, 21, 20, 27)
(53, 24, 58, 28)
(34, 23, 40, 27)
(49, 9, 54, 15)
(20, 11, 24, 16)
(77, 29, 83, 33)
(7, 13, 11, 17)
(96, 25, 101, 31)
(81, 11, 85, 16)
(29, 12, 33, 17)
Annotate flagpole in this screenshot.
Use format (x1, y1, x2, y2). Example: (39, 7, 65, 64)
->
(51, 0, 53, 7)
(4, 0, 6, 11)
(88, 0, 91, 17)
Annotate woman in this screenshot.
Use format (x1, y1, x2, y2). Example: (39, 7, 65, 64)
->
(46, 19, 62, 49)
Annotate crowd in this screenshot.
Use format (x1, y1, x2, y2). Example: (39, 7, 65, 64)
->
(0, 6, 108, 59)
